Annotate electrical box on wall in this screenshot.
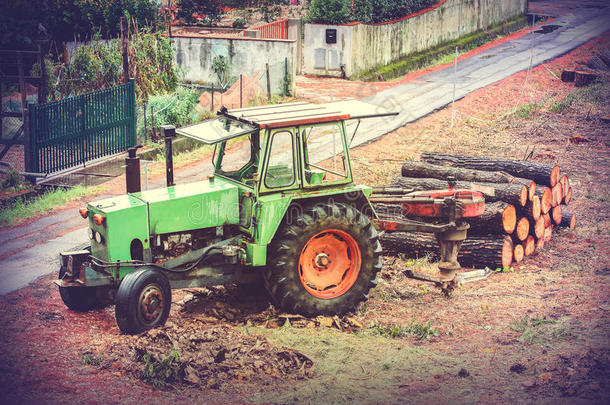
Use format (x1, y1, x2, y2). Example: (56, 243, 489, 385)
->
(325, 29, 337, 44)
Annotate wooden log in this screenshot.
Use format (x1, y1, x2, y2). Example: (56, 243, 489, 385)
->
(391, 176, 527, 207)
(551, 183, 563, 207)
(600, 49, 610, 67)
(561, 69, 575, 82)
(511, 178, 537, 201)
(467, 201, 516, 235)
(575, 70, 598, 87)
(559, 205, 576, 229)
(536, 186, 553, 214)
(559, 175, 570, 199)
(513, 244, 524, 263)
(587, 55, 609, 72)
(542, 212, 551, 228)
(515, 217, 530, 241)
(400, 161, 515, 183)
(420, 152, 560, 187)
(551, 205, 562, 226)
(380, 233, 513, 269)
(564, 186, 573, 205)
(522, 195, 541, 221)
(531, 216, 545, 239)
(523, 235, 535, 256)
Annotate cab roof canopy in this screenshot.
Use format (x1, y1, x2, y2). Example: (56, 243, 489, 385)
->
(176, 100, 399, 145)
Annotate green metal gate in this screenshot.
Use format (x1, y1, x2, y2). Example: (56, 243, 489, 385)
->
(28, 79, 136, 174)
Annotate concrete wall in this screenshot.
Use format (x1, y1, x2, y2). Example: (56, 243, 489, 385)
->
(304, 0, 527, 78)
(173, 36, 297, 95)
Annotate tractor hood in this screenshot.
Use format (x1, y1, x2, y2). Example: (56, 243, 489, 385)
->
(133, 178, 240, 235)
(86, 178, 239, 262)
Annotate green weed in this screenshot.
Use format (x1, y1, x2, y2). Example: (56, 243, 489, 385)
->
(365, 319, 439, 340)
(140, 348, 182, 390)
(509, 316, 570, 345)
(0, 185, 100, 228)
(513, 102, 541, 119)
(82, 353, 103, 366)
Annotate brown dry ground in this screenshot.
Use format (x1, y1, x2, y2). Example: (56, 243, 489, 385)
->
(0, 34, 609, 404)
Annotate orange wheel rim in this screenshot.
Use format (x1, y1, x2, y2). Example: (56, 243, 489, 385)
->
(298, 229, 361, 299)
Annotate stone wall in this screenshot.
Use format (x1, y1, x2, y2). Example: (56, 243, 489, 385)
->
(172, 35, 297, 95)
(304, 0, 527, 78)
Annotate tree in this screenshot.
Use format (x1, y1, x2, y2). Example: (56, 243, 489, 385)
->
(306, 0, 351, 25)
(176, 0, 224, 25)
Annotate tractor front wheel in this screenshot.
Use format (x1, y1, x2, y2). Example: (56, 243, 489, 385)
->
(265, 202, 382, 316)
(115, 268, 171, 334)
(58, 266, 104, 312)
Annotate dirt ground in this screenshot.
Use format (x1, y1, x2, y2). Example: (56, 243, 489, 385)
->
(0, 34, 609, 404)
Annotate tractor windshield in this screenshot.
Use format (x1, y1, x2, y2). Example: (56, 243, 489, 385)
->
(215, 132, 260, 186)
(176, 116, 257, 144)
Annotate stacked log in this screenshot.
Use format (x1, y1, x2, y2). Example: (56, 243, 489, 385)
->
(379, 153, 578, 268)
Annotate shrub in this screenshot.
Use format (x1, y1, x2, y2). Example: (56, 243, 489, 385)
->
(306, 0, 351, 24)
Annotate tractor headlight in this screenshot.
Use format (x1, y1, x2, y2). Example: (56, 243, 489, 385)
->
(94, 231, 104, 244)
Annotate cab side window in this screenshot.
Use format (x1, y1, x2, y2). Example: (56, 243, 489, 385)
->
(264, 130, 295, 188)
(301, 123, 348, 185)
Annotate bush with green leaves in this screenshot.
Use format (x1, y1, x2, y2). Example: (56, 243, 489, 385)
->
(307, 0, 437, 24)
(0, 0, 160, 50)
(140, 349, 182, 390)
(139, 87, 200, 138)
(306, 0, 351, 24)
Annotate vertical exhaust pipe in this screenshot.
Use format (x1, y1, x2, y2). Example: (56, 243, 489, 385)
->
(161, 125, 176, 187)
(125, 146, 141, 193)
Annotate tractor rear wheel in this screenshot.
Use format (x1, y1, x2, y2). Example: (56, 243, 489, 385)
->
(115, 268, 171, 334)
(58, 266, 104, 312)
(265, 202, 381, 316)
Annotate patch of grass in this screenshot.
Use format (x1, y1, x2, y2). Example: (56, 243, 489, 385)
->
(140, 348, 182, 390)
(244, 326, 452, 404)
(0, 185, 102, 228)
(509, 316, 573, 345)
(1, 168, 24, 189)
(82, 353, 104, 366)
(365, 319, 439, 340)
(513, 102, 541, 119)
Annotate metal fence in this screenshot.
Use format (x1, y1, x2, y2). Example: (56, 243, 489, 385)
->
(28, 79, 136, 174)
(250, 19, 288, 39)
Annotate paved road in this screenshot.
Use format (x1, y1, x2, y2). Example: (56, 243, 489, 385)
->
(0, 0, 608, 295)
(347, 0, 610, 150)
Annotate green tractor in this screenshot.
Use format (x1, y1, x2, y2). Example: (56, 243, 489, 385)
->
(56, 101, 399, 334)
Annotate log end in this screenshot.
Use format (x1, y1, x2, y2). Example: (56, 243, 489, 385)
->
(519, 185, 528, 207)
(524, 235, 536, 256)
(531, 195, 541, 220)
(513, 244, 524, 263)
(564, 186, 573, 205)
(568, 213, 576, 229)
(527, 181, 536, 201)
(552, 183, 563, 208)
(550, 165, 561, 187)
(516, 217, 530, 241)
(560, 175, 569, 198)
(502, 204, 517, 234)
(540, 187, 553, 214)
(502, 235, 514, 268)
(542, 212, 552, 228)
(552, 205, 562, 226)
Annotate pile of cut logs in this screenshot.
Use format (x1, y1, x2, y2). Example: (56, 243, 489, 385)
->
(561, 49, 610, 87)
(379, 152, 576, 269)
